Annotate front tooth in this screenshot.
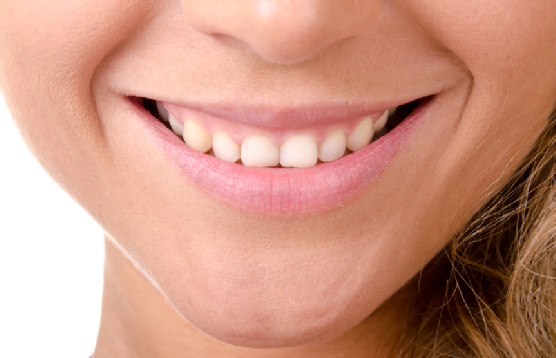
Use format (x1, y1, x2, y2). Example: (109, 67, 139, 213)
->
(347, 117, 374, 152)
(213, 132, 240, 163)
(241, 136, 280, 167)
(156, 101, 169, 122)
(280, 134, 318, 168)
(374, 110, 389, 132)
(318, 130, 346, 162)
(169, 114, 184, 137)
(183, 119, 212, 153)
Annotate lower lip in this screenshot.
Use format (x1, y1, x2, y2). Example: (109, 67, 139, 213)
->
(134, 99, 429, 214)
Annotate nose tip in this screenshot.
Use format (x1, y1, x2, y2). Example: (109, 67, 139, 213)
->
(181, 0, 382, 64)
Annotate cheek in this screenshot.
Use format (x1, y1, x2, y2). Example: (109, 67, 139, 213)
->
(405, 0, 556, 209)
(407, 0, 556, 84)
(1, 0, 152, 86)
(0, 0, 157, 208)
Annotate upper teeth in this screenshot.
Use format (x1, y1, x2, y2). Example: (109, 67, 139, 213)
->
(374, 110, 388, 132)
(156, 101, 170, 122)
(241, 135, 281, 167)
(213, 131, 240, 163)
(280, 134, 318, 168)
(346, 117, 374, 152)
(169, 115, 184, 136)
(162, 104, 392, 168)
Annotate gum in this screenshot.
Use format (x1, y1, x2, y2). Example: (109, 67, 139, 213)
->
(163, 102, 386, 147)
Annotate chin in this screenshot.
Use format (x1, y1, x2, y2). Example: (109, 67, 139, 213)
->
(173, 295, 365, 348)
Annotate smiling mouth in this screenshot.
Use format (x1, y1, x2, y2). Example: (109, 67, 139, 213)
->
(140, 97, 421, 168)
(130, 94, 430, 213)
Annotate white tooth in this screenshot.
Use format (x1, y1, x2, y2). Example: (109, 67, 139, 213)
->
(183, 119, 212, 153)
(169, 114, 184, 137)
(241, 136, 280, 167)
(374, 110, 389, 132)
(156, 101, 169, 122)
(280, 134, 318, 168)
(213, 132, 240, 163)
(347, 117, 374, 152)
(318, 130, 346, 162)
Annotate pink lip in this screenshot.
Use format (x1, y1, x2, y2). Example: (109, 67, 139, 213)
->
(133, 98, 429, 214)
(162, 100, 402, 129)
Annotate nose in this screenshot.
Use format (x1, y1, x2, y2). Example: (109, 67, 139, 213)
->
(181, 0, 382, 64)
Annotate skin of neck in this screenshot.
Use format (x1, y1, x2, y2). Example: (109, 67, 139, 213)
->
(92, 236, 415, 358)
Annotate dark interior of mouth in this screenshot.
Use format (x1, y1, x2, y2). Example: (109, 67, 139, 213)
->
(142, 98, 173, 131)
(385, 98, 421, 132)
(140, 96, 423, 163)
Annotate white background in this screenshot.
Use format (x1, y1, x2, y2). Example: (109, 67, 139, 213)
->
(0, 94, 104, 358)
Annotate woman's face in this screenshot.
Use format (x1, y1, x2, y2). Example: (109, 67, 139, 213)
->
(1, 0, 556, 348)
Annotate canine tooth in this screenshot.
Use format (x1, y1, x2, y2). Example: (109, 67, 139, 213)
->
(374, 110, 389, 132)
(347, 117, 374, 152)
(241, 136, 280, 167)
(213, 132, 240, 163)
(280, 135, 318, 168)
(169, 114, 184, 137)
(156, 101, 169, 122)
(318, 130, 346, 162)
(183, 119, 212, 153)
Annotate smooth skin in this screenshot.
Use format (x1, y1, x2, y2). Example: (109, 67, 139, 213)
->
(1, 1, 556, 357)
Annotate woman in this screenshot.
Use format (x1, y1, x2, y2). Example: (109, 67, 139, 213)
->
(1, 1, 555, 356)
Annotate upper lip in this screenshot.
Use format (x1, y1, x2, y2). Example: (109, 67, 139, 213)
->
(157, 97, 422, 130)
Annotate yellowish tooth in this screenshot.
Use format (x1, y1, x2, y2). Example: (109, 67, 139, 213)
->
(347, 117, 374, 152)
(183, 119, 212, 153)
(374, 110, 389, 132)
(169, 114, 184, 137)
(213, 132, 240, 163)
(280, 134, 318, 168)
(318, 130, 346, 162)
(241, 136, 280, 167)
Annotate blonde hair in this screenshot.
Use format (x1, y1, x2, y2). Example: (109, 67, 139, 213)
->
(402, 106, 556, 357)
